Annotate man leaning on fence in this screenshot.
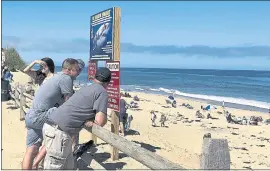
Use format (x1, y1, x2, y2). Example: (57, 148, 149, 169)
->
(42, 67, 111, 169)
(31, 58, 86, 169)
(22, 58, 81, 170)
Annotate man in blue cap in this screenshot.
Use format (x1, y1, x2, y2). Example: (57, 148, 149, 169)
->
(77, 59, 85, 74)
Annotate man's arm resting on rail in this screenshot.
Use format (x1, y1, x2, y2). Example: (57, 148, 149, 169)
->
(85, 112, 107, 128)
(71, 112, 107, 151)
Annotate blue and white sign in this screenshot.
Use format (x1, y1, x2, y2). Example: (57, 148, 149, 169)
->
(90, 8, 114, 61)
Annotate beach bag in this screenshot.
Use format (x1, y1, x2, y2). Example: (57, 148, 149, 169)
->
(73, 140, 94, 159)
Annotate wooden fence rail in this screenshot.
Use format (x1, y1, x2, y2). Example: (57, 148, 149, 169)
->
(11, 83, 33, 121)
(10, 83, 231, 170)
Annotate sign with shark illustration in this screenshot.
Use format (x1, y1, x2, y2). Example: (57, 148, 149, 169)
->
(90, 8, 114, 61)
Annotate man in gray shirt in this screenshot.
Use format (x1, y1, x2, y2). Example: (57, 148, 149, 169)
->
(42, 67, 111, 169)
(22, 58, 80, 170)
(31, 58, 86, 169)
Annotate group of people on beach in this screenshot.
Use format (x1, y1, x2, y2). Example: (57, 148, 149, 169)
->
(21, 57, 112, 170)
(150, 110, 167, 127)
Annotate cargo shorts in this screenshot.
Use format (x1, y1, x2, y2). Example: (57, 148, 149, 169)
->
(43, 123, 74, 170)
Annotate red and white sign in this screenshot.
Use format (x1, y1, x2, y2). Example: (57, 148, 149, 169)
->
(106, 61, 120, 112)
(88, 61, 97, 81)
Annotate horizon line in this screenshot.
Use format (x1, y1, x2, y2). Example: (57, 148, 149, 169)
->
(52, 66, 270, 72)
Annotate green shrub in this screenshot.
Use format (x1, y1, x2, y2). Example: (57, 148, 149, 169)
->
(4, 47, 26, 71)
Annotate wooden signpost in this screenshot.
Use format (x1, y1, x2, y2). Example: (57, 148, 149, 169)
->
(89, 7, 121, 160)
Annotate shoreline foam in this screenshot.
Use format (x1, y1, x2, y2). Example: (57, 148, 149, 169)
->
(119, 86, 270, 114)
(75, 81, 270, 113)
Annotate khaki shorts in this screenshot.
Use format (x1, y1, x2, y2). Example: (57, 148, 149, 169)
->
(43, 123, 74, 170)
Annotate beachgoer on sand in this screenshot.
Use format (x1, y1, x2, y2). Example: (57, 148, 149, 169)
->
(133, 95, 139, 101)
(249, 116, 263, 125)
(42, 67, 111, 170)
(201, 105, 204, 110)
(225, 112, 241, 124)
(126, 115, 133, 132)
(130, 101, 138, 108)
(172, 100, 177, 108)
(151, 110, 157, 126)
(1, 66, 6, 78)
(2, 66, 13, 82)
(22, 58, 80, 170)
(32, 59, 85, 169)
(160, 114, 167, 127)
(124, 92, 131, 98)
(242, 116, 248, 125)
(23, 57, 55, 87)
(119, 95, 128, 136)
(1, 75, 12, 101)
(195, 110, 204, 119)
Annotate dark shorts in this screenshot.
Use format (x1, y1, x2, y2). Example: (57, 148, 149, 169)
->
(120, 112, 128, 123)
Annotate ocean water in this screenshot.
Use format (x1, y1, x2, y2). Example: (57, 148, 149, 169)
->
(57, 67, 270, 112)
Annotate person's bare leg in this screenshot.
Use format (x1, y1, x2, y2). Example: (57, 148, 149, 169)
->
(32, 146, 46, 169)
(72, 134, 79, 151)
(119, 122, 125, 136)
(22, 145, 39, 170)
(71, 134, 79, 170)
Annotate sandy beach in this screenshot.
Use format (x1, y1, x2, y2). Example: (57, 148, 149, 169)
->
(2, 71, 270, 170)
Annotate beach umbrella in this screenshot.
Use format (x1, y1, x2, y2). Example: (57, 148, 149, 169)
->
(168, 95, 174, 100)
(205, 105, 217, 111)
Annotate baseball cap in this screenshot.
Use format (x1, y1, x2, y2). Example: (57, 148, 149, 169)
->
(76, 59, 85, 71)
(95, 67, 111, 83)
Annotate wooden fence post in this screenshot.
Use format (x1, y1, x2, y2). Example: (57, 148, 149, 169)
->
(111, 110, 120, 160)
(200, 138, 230, 170)
(20, 86, 26, 121)
(110, 7, 121, 161)
(14, 83, 20, 108)
(90, 133, 97, 145)
(90, 60, 98, 145)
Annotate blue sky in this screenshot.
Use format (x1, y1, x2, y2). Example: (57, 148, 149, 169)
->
(2, 1, 270, 70)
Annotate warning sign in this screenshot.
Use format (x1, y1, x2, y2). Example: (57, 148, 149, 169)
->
(106, 61, 120, 112)
(88, 61, 97, 81)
